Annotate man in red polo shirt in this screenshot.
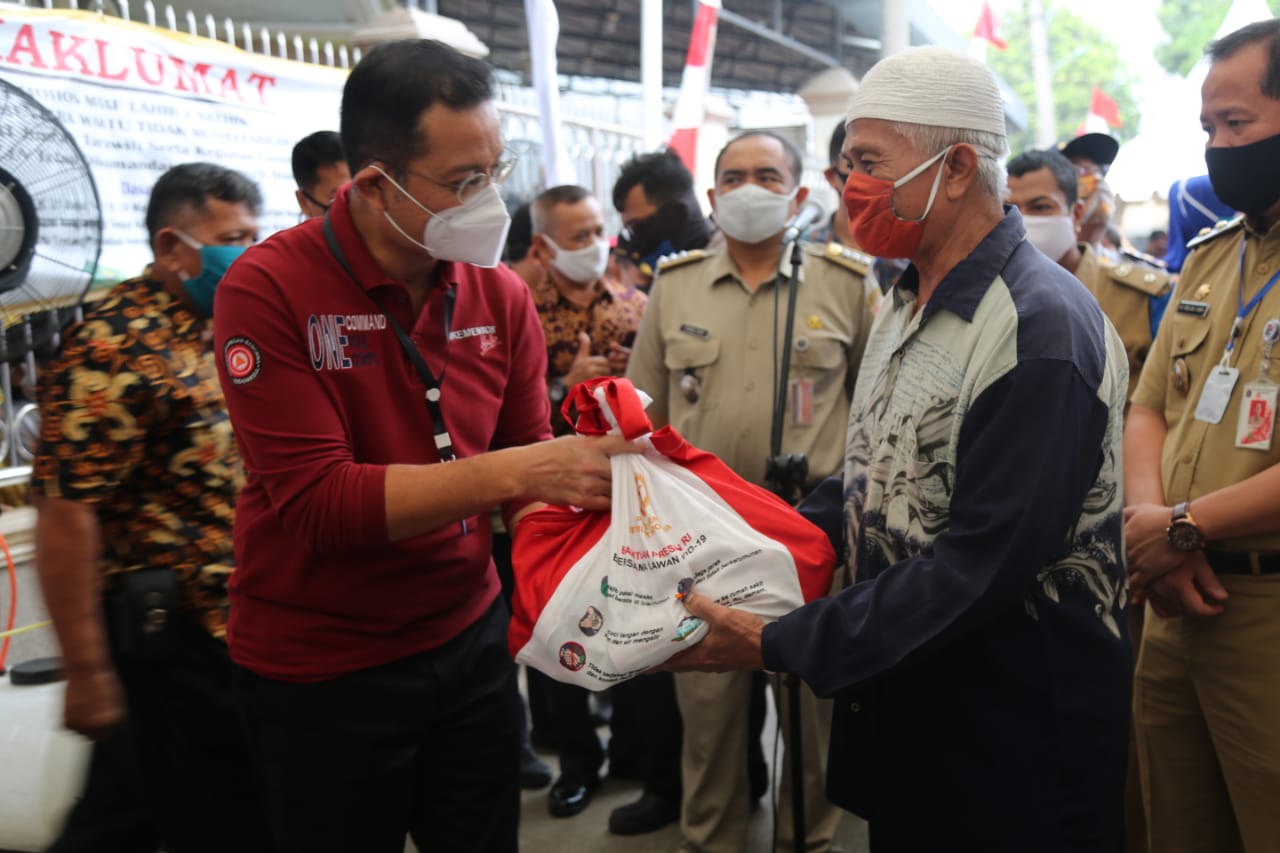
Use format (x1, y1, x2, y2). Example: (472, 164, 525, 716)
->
(214, 39, 632, 853)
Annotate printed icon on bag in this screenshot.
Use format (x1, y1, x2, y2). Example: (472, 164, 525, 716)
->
(578, 606, 604, 637)
(630, 473, 673, 537)
(675, 577, 694, 600)
(672, 616, 703, 641)
(600, 576, 609, 598)
(559, 642, 587, 672)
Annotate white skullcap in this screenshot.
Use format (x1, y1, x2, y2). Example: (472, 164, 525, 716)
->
(848, 46, 1006, 138)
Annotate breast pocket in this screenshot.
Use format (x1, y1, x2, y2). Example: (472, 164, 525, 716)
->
(664, 337, 721, 371)
(662, 337, 721, 410)
(1163, 312, 1213, 415)
(793, 335, 846, 374)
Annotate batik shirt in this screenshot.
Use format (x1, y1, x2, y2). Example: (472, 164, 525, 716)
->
(32, 276, 239, 637)
(761, 208, 1133, 847)
(530, 274, 646, 435)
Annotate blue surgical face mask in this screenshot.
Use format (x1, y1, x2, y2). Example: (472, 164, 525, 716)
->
(174, 231, 247, 318)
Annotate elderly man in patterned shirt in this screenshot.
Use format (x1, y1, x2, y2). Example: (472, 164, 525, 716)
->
(524, 183, 664, 823)
(662, 47, 1132, 853)
(33, 163, 273, 851)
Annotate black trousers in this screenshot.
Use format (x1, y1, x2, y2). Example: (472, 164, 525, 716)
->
(550, 680, 604, 778)
(492, 530, 556, 742)
(235, 597, 521, 853)
(610, 671, 683, 802)
(49, 606, 273, 853)
(47, 726, 159, 853)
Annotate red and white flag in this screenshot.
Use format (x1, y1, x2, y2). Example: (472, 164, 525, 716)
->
(968, 1, 1006, 61)
(668, 0, 720, 173)
(1079, 86, 1123, 134)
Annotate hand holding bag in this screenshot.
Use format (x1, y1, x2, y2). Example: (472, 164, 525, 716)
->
(509, 377, 834, 688)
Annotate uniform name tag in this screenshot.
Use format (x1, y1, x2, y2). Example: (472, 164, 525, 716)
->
(1177, 300, 1210, 317)
(680, 323, 709, 338)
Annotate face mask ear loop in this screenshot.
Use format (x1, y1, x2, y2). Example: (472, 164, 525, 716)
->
(889, 146, 951, 223)
(382, 211, 433, 252)
(914, 150, 951, 223)
(172, 229, 203, 250)
(369, 164, 440, 220)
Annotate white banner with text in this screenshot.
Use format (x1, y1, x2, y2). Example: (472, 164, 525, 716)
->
(0, 6, 347, 283)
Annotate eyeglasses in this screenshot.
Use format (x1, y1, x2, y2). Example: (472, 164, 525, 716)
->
(388, 152, 518, 204)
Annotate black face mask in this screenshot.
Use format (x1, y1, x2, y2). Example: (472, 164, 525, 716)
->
(616, 190, 714, 278)
(1206, 132, 1280, 217)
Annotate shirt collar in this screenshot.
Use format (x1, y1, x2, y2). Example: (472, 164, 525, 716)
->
(914, 205, 1026, 323)
(1075, 241, 1099, 279)
(1244, 214, 1280, 244)
(707, 244, 801, 289)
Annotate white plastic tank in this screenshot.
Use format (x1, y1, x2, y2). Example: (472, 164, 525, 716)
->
(0, 658, 91, 852)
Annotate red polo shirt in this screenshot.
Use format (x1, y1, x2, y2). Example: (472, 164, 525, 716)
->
(214, 186, 551, 681)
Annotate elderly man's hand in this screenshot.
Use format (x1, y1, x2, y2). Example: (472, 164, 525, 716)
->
(658, 592, 767, 673)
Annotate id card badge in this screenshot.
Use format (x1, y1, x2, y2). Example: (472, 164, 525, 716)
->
(789, 379, 815, 427)
(1235, 380, 1278, 450)
(1194, 366, 1240, 424)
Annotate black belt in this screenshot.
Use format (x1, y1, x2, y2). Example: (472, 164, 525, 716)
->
(1204, 549, 1280, 576)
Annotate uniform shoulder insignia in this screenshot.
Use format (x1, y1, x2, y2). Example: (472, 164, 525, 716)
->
(1106, 258, 1171, 297)
(1120, 247, 1168, 270)
(811, 241, 873, 276)
(1186, 214, 1245, 250)
(654, 249, 708, 273)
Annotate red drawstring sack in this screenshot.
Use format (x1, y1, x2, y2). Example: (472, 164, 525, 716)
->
(508, 377, 835, 688)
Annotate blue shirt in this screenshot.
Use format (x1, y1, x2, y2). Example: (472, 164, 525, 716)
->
(764, 208, 1131, 851)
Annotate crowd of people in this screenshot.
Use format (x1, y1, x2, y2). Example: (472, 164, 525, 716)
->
(25, 15, 1280, 853)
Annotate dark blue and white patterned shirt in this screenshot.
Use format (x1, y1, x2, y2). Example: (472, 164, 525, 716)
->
(763, 207, 1131, 851)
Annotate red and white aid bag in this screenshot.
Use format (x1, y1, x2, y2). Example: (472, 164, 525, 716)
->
(509, 377, 835, 689)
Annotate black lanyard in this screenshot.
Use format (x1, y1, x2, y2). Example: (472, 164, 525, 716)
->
(322, 211, 456, 462)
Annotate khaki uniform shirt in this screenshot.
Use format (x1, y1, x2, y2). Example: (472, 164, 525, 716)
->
(1132, 216, 1280, 552)
(626, 242, 880, 489)
(1075, 243, 1171, 401)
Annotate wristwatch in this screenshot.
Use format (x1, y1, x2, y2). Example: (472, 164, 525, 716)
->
(548, 377, 568, 403)
(1167, 501, 1205, 552)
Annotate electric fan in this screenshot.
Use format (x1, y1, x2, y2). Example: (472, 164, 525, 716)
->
(0, 76, 103, 467)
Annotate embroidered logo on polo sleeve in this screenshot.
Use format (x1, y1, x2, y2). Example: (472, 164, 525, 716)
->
(224, 337, 261, 385)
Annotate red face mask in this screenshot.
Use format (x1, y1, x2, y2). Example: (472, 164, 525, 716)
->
(842, 146, 951, 259)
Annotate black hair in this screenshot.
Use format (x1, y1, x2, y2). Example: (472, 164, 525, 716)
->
(340, 39, 493, 175)
(612, 149, 694, 212)
(291, 130, 346, 191)
(504, 202, 533, 263)
(1206, 18, 1280, 100)
(1007, 148, 1079, 207)
(1149, 229, 1167, 240)
(532, 184, 593, 233)
(828, 123, 848, 170)
(145, 162, 262, 239)
(713, 130, 805, 186)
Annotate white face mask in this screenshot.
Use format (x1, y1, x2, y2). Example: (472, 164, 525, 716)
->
(373, 165, 511, 268)
(549, 238, 610, 285)
(1022, 214, 1077, 263)
(714, 184, 797, 244)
